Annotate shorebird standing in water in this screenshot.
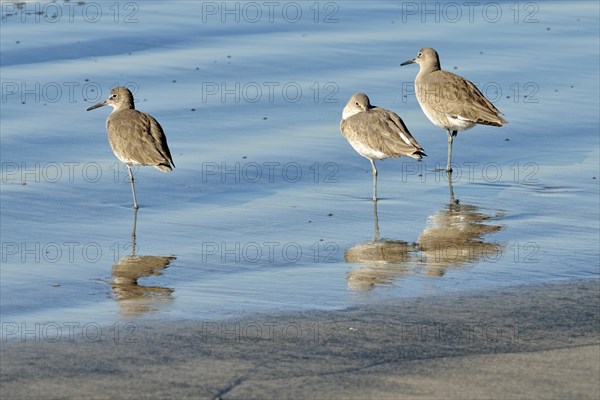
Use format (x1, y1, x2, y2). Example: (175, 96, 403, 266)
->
(401, 48, 507, 172)
(87, 87, 174, 208)
(340, 93, 426, 201)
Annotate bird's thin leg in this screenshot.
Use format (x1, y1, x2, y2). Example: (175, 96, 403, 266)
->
(130, 207, 138, 256)
(127, 164, 139, 209)
(373, 197, 380, 241)
(446, 130, 456, 173)
(370, 159, 378, 202)
(447, 170, 455, 204)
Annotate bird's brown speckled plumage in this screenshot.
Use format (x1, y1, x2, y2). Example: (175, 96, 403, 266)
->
(401, 48, 507, 172)
(340, 93, 425, 201)
(87, 86, 174, 208)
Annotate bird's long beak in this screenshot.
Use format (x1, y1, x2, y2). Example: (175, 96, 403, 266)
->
(400, 58, 415, 66)
(86, 100, 108, 111)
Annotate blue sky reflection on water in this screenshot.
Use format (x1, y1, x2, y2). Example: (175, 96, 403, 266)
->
(0, 1, 598, 322)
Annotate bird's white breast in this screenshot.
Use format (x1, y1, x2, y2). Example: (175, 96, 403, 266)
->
(418, 102, 476, 132)
(345, 137, 387, 160)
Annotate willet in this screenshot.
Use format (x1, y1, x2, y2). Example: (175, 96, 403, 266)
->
(87, 87, 174, 208)
(340, 93, 426, 201)
(401, 48, 507, 172)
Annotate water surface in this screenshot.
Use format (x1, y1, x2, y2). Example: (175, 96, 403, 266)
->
(1, 1, 598, 325)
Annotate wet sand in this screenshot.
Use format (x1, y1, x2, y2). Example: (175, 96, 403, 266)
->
(2, 0, 599, 325)
(2, 279, 598, 399)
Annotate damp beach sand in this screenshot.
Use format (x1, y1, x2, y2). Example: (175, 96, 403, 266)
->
(1, 280, 599, 399)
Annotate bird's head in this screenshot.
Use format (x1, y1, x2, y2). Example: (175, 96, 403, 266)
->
(342, 93, 371, 120)
(87, 86, 135, 112)
(401, 47, 441, 71)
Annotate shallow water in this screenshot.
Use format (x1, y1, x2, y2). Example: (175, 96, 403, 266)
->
(1, 1, 599, 325)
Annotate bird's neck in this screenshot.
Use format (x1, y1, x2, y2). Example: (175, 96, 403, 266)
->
(419, 62, 441, 75)
(111, 104, 135, 113)
(342, 107, 360, 120)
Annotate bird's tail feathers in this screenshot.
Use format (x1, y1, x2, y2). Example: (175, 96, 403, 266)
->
(155, 163, 173, 172)
(410, 150, 427, 159)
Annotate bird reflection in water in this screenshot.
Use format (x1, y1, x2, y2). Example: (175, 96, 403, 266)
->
(345, 200, 419, 291)
(111, 208, 175, 316)
(345, 173, 503, 290)
(417, 172, 503, 276)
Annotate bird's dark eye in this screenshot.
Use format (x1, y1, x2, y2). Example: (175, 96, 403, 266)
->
(111, 94, 117, 99)
(355, 102, 359, 106)
(417, 52, 422, 57)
